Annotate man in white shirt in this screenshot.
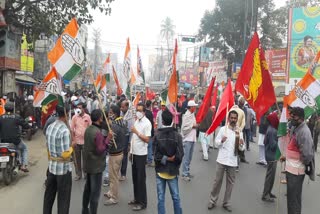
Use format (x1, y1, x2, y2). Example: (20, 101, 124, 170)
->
(181, 100, 199, 181)
(129, 103, 152, 211)
(207, 110, 245, 212)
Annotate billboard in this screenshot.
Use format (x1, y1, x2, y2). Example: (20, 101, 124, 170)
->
(199, 46, 212, 67)
(287, 7, 320, 83)
(232, 63, 241, 80)
(265, 49, 287, 81)
(207, 60, 227, 85)
(20, 34, 34, 73)
(0, 29, 20, 70)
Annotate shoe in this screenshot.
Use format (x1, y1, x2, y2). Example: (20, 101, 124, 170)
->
(104, 192, 112, 198)
(74, 175, 81, 181)
(240, 159, 249, 164)
(203, 157, 209, 161)
(280, 179, 287, 184)
(317, 173, 320, 177)
(269, 193, 277, 199)
(147, 162, 155, 167)
(104, 198, 118, 206)
(235, 167, 239, 172)
(119, 176, 126, 181)
(103, 179, 109, 187)
(247, 148, 250, 151)
(262, 197, 275, 203)
(20, 167, 29, 173)
(207, 202, 216, 210)
(223, 206, 232, 212)
(181, 176, 191, 182)
(132, 204, 146, 211)
(128, 200, 138, 205)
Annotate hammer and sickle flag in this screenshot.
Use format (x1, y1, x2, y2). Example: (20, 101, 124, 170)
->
(235, 32, 276, 124)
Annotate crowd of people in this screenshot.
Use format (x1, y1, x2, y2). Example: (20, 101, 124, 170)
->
(1, 88, 318, 214)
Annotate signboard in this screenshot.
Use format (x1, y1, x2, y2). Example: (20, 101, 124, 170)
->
(265, 49, 287, 81)
(199, 46, 211, 67)
(287, 7, 320, 82)
(20, 34, 34, 73)
(207, 60, 228, 84)
(232, 63, 242, 80)
(180, 68, 198, 86)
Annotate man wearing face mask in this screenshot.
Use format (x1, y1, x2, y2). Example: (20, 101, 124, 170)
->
(128, 103, 152, 211)
(104, 104, 126, 205)
(71, 102, 92, 181)
(82, 109, 108, 214)
(181, 100, 199, 181)
(280, 107, 315, 214)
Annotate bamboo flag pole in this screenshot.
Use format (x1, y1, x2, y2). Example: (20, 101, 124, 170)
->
(88, 66, 117, 149)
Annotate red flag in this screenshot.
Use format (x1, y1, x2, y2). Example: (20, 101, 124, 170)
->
(166, 39, 178, 105)
(196, 77, 216, 123)
(112, 65, 123, 96)
(146, 87, 156, 100)
(210, 85, 219, 118)
(41, 99, 58, 127)
(178, 94, 186, 107)
(206, 79, 234, 135)
(235, 32, 276, 124)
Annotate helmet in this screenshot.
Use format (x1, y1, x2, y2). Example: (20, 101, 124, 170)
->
(4, 101, 14, 112)
(27, 95, 34, 101)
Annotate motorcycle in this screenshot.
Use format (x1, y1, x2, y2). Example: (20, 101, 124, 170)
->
(22, 116, 38, 141)
(0, 143, 20, 185)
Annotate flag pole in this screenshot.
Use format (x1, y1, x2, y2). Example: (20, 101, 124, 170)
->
(88, 65, 117, 149)
(225, 102, 229, 136)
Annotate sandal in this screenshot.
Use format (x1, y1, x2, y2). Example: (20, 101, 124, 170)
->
(280, 179, 287, 184)
(128, 200, 138, 205)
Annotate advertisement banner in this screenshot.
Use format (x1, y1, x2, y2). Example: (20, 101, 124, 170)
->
(265, 49, 287, 81)
(20, 34, 34, 73)
(180, 68, 198, 86)
(199, 46, 211, 67)
(207, 60, 227, 85)
(232, 63, 241, 80)
(287, 7, 320, 83)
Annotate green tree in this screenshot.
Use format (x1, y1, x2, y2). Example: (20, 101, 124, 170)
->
(160, 17, 175, 63)
(3, 0, 115, 41)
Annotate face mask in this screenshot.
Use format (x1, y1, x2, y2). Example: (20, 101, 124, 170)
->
(136, 111, 144, 120)
(75, 108, 81, 115)
(154, 105, 159, 109)
(74, 100, 79, 106)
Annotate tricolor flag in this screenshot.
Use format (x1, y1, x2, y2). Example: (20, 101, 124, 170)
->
(133, 92, 141, 107)
(166, 39, 178, 105)
(112, 65, 123, 96)
(137, 46, 145, 84)
(33, 67, 62, 107)
(235, 32, 276, 124)
(48, 18, 85, 81)
(95, 53, 111, 89)
(278, 72, 320, 136)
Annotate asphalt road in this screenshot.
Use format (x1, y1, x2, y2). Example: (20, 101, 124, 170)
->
(0, 131, 319, 214)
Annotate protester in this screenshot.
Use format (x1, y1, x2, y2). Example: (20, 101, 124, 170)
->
(71, 102, 92, 180)
(256, 113, 269, 166)
(261, 111, 279, 202)
(280, 107, 315, 214)
(181, 100, 198, 181)
(82, 109, 108, 214)
(120, 99, 135, 181)
(207, 110, 245, 212)
(156, 101, 167, 130)
(104, 105, 126, 205)
(44, 105, 73, 214)
(145, 100, 155, 166)
(198, 107, 214, 161)
(129, 103, 152, 211)
(153, 109, 184, 214)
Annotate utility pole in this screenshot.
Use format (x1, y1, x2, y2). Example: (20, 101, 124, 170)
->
(242, 0, 248, 62)
(92, 28, 101, 77)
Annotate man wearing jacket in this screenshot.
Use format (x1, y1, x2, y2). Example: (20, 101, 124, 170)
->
(153, 109, 184, 214)
(104, 104, 126, 205)
(281, 107, 315, 214)
(261, 112, 279, 202)
(82, 109, 108, 214)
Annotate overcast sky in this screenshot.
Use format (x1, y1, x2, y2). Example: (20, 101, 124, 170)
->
(87, 0, 286, 65)
(87, 0, 215, 57)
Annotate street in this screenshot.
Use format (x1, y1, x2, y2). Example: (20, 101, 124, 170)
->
(0, 131, 319, 214)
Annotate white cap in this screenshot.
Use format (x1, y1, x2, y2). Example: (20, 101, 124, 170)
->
(71, 95, 78, 102)
(187, 100, 198, 107)
(27, 95, 34, 101)
(61, 91, 67, 96)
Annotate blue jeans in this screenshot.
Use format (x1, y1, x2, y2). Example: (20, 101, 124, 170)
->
(182, 141, 194, 177)
(17, 140, 28, 166)
(147, 138, 153, 164)
(156, 174, 182, 214)
(82, 172, 103, 214)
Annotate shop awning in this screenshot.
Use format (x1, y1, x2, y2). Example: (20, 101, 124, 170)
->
(15, 74, 37, 85)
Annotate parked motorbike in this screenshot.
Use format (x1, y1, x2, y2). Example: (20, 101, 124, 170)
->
(0, 143, 19, 185)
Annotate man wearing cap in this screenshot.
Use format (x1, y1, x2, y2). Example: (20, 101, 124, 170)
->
(280, 107, 315, 214)
(156, 101, 167, 130)
(181, 100, 199, 181)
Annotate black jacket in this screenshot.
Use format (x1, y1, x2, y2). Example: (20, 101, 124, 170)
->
(153, 127, 184, 176)
(145, 109, 154, 137)
(108, 117, 126, 155)
(0, 113, 30, 145)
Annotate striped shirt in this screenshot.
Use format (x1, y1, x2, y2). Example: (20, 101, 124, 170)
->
(46, 120, 72, 175)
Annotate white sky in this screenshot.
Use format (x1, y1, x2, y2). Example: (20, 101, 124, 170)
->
(87, 0, 216, 58)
